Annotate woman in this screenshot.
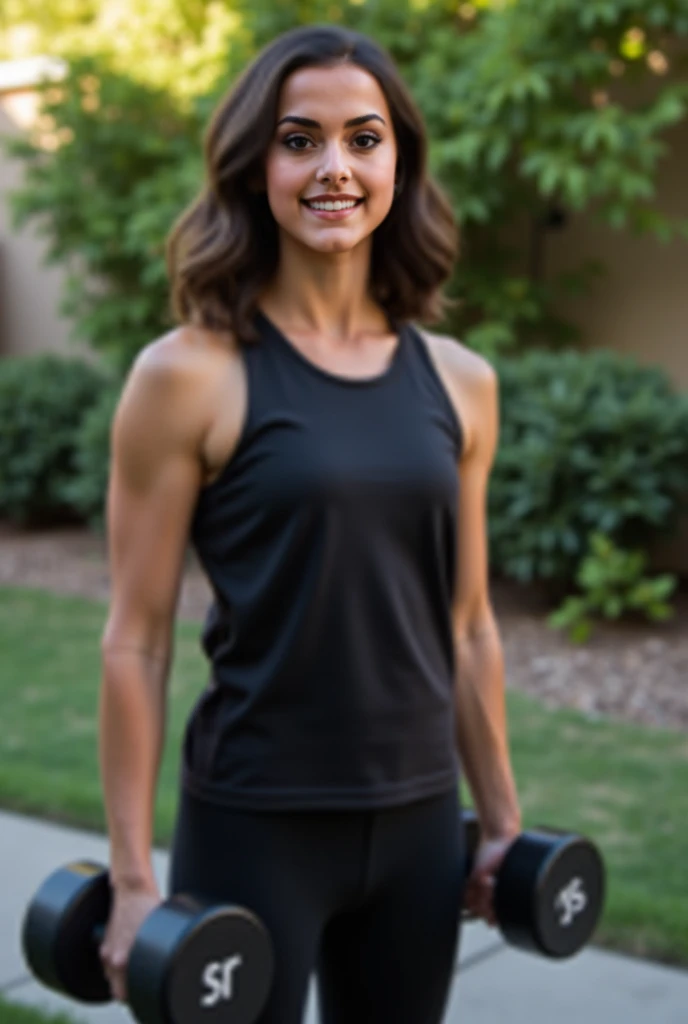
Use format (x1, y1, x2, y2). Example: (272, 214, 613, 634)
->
(98, 23, 521, 1024)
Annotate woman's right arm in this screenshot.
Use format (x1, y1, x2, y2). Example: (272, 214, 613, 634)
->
(98, 336, 210, 996)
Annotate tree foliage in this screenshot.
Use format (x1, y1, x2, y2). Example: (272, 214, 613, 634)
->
(0, 0, 251, 102)
(343, 0, 688, 353)
(5, 56, 203, 373)
(3, 0, 688, 370)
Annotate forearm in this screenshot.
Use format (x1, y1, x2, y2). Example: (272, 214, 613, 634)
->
(98, 647, 170, 890)
(453, 615, 521, 839)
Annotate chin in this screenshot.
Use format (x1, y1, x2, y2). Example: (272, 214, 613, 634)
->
(289, 229, 368, 255)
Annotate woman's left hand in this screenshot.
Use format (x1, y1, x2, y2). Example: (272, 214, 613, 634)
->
(463, 832, 518, 927)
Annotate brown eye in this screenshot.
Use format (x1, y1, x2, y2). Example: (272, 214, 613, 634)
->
(283, 134, 312, 150)
(353, 133, 381, 149)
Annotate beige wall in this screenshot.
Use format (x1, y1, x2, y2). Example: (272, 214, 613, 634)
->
(543, 107, 688, 573)
(546, 115, 688, 389)
(0, 90, 97, 363)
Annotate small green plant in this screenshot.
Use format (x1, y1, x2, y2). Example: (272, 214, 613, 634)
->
(547, 531, 678, 644)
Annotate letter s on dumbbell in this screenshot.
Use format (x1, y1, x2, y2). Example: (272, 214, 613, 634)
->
(554, 876, 588, 928)
(201, 955, 243, 1008)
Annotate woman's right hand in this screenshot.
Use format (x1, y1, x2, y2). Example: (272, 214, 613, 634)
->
(99, 883, 161, 1003)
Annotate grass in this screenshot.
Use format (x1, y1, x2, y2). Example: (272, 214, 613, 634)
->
(0, 996, 77, 1024)
(2, 585, 687, 967)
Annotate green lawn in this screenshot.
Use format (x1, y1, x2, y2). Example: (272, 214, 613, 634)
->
(2, 585, 687, 967)
(0, 996, 77, 1024)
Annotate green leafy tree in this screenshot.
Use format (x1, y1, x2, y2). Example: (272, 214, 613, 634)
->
(0, 0, 251, 102)
(4, 56, 204, 374)
(351, 0, 688, 354)
(3, 0, 688, 370)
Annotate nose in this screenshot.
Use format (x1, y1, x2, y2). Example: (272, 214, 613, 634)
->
(316, 140, 352, 186)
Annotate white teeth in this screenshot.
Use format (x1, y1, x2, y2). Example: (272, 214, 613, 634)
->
(306, 199, 359, 211)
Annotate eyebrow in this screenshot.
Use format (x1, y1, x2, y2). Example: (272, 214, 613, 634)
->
(276, 113, 387, 130)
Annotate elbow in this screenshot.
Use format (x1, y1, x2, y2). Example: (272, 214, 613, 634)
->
(452, 602, 498, 644)
(100, 615, 173, 666)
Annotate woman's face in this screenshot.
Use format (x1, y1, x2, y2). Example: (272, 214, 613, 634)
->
(264, 62, 399, 255)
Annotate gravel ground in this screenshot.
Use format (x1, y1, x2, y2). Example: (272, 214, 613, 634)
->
(1, 522, 687, 733)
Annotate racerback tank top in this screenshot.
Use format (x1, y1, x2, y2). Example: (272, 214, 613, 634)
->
(182, 308, 464, 810)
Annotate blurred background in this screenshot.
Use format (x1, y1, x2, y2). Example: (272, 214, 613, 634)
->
(0, 5, 687, 1021)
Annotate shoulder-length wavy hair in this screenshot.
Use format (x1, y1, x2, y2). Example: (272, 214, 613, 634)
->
(166, 23, 459, 343)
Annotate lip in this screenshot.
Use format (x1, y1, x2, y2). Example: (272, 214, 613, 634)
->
(300, 196, 364, 220)
(302, 194, 364, 204)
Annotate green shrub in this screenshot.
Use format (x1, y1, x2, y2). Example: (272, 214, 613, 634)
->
(547, 531, 678, 643)
(64, 383, 123, 532)
(0, 353, 114, 527)
(489, 348, 688, 594)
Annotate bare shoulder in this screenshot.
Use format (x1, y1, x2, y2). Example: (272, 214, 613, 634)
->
(119, 323, 245, 474)
(132, 322, 240, 398)
(415, 327, 497, 458)
(417, 327, 496, 388)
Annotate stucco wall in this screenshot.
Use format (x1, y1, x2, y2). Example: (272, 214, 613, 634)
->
(0, 92, 96, 363)
(545, 115, 688, 390)
(543, 109, 688, 572)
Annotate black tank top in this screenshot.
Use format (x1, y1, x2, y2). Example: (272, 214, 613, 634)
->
(182, 309, 464, 810)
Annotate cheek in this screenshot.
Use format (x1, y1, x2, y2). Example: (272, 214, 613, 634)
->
(264, 152, 293, 200)
(365, 156, 397, 192)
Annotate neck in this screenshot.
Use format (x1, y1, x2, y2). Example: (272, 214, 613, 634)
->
(260, 234, 388, 341)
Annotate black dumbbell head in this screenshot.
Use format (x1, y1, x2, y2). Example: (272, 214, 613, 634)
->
(495, 829, 605, 958)
(22, 861, 111, 1002)
(127, 895, 274, 1024)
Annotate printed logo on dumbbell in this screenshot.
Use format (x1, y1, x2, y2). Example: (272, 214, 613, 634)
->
(201, 954, 243, 1008)
(554, 876, 587, 928)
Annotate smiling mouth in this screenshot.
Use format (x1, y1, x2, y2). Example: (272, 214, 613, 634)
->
(300, 198, 365, 212)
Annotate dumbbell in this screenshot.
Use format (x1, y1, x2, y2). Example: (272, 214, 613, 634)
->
(461, 809, 605, 959)
(21, 860, 274, 1024)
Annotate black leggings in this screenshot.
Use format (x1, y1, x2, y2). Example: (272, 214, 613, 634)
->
(169, 787, 466, 1024)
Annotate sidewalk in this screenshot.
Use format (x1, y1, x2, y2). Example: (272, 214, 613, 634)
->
(2, 809, 687, 1024)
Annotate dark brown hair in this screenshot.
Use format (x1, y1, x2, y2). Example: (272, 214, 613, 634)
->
(166, 23, 459, 343)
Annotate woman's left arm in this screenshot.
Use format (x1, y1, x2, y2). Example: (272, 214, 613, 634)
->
(448, 355, 523, 923)
(421, 330, 521, 922)
(450, 357, 521, 843)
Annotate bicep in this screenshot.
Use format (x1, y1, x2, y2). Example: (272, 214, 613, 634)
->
(101, 350, 205, 658)
(452, 363, 499, 638)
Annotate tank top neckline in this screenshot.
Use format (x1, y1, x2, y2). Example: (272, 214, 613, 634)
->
(254, 308, 407, 389)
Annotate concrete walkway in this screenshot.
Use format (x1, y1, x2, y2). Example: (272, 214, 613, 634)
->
(2, 809, 687, 1023)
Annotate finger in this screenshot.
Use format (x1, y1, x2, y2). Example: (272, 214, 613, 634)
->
(463, 883, 482, 914)
(477, 881, 496, 925)
(108, 968, 127, 1003)
(106, 951, 129, 1003)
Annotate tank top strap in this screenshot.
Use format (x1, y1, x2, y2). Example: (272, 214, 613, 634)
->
(401, 321, 464, 458)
